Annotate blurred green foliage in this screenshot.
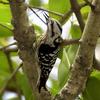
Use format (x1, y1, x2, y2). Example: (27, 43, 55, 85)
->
(0, 0, 100, 100)
(83, 71, 100, 100)
(49, 0, 70, 19)
(29, 0, 41, 6)
(0, 3, 12, 37)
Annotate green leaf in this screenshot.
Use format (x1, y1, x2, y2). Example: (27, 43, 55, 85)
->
(0, 50, 16, 90)
(67, 24, 81, 63)
(0, 24, 12, 37)
(49, 79, 59, 95)
(70, 24, 82, 38)
(29, 0, 41, 6)
(33, 24, 43, 38)
(67, 45, 78, 64)
(49, 0, 70, 19)
(0, 51, 9, 72)
(77, 0, 84, 3)
(17, 73, 35, 100)
(0, 71, 10, 88)
(0, 4, 11, 23)
(58, 48, 63, 59)
(0, 4, 12, 37)
(10, 52, 18, 57)
(58, 48, 70, 88)
(83, 71, 100, 100)
(81, 6, 90, 21)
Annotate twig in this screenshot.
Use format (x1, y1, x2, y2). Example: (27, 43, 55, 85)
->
(4, 47, 18, 53)
(79, 2, 88, 9)
(0, 1, 9, 4)
(5, 52, 14, 72)
(0, 23, 12, 32)
(28, 6, 46, 25)
(83, 0, 95, 10)
(60, 39, 80, 47)
(0, 63, 22, 94)
(5, 52, 22, 99)
(59, 2, 87, 25)
(0, 42, 17, 51)
(60, 38, 100, 71)
(59, 9, 73, 24)
(83, 0, 92, 4)
(28, 5, 63, 17)
(70, 0, 85, 32)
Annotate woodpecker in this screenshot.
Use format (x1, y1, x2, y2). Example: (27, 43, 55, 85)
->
(37, 14, 63, 92)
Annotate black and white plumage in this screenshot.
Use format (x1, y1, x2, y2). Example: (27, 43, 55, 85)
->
(37, 15, 63, 92)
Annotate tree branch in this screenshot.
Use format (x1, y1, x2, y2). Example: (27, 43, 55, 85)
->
(70, 0, 85, 32)
(60, 39, 100, 71)
(60, 39, 80, 47)
(0, 23, 12, 32)
(5, 52, 22, 99)
(0, 42, 18, 53)
(9, 0, 40, 99)
(0, 1, 9, 4)
(84, 0, 95, 9)
(59, 2, 87, 25)
(0, 42, 17, 50)
(55, 0, 100, 99)
(0, 63, 22, 95)
(28, 5, 63, 17)
(9, 0, 52, 99)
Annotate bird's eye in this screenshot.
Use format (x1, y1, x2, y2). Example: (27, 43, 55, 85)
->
(55, 37, 62, 43)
